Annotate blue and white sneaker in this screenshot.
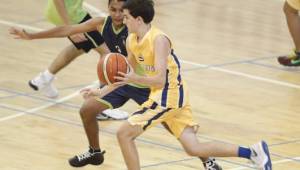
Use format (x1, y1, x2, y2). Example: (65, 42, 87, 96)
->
(250, 141, 272, 170)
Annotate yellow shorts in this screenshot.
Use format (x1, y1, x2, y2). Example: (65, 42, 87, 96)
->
(128, 100, 198, 138)
(287, 0, 300, 10)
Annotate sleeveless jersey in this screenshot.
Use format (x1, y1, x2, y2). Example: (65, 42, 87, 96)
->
(128, 26, 188, 108)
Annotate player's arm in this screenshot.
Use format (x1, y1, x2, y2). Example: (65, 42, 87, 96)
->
(116, 35, 169, 88)
(9, 17, 105, 40)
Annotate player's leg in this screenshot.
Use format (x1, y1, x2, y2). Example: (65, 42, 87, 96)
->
(278, 0, 300, 66)
(179, 127, 272, 170)
(48, 44, 84, 74)
(117, 122, 144, 170)
(284, 0, 300, 51)
(117, 100, 188, 170)
(69, 94, 109, 167)
(68, 95, 109, 167)
(69, 86, 130, 167)
(179, 127, 239, 157)
(161, 122, 222, 170)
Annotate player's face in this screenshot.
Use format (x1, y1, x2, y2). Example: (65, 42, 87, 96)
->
(108, 0, 124, 27)
(123, 9, 138, 33)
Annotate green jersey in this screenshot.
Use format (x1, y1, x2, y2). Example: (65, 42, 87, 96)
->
(45, 0, 87, 25)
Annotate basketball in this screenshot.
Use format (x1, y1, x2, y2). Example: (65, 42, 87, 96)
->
(97, 53, 128, 85)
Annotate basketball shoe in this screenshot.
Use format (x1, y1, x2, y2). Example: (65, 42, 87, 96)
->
(28, 71, 58, 98)
(277, 50, 300, 66)
(250, 141, 272, 170)
(96, 109, 129, 121)
(203, 158, 222, 170)
(69, 147, 105, 167)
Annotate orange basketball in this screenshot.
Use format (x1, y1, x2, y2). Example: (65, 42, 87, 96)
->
(97, 53, 128, 85)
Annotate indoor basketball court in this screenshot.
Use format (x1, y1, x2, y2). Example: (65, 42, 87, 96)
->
(0, 0, 299, 169)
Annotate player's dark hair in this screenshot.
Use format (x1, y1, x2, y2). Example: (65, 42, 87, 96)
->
(108, 0, 126, 5)
(123, 0, 154, 24)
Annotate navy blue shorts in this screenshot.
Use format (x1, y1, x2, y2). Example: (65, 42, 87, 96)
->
(68, 14, 105, 53)
(101, 85, 150, 109)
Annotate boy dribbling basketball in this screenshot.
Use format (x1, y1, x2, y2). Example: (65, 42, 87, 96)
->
(114, 0, 273, 170)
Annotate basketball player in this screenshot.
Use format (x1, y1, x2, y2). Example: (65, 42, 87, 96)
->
(10, 1, 223, 169)
(277, 0, 300, 66)
(108, 0, 272, 170)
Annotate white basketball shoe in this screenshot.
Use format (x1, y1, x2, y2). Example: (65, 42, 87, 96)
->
(29, 72, 58, 98)
(96, 109, 128, 120)
(250, 141, 272, 170)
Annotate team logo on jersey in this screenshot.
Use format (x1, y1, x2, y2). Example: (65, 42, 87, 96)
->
(138, 55, 145, 62)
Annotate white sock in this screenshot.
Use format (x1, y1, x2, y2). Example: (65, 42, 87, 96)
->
(43, 69, 55, 82)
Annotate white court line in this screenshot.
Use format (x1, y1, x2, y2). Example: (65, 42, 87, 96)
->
(180, 60, 300, 89)
(0, 81, 98, 122)
(228, 157, 300, 170)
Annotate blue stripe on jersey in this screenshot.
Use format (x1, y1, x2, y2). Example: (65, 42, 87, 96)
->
(178, 84, 184, 107)
(132, 107, 148, 115)
(171, 49, 184, 107)
(150, 102, 158, 109)
(171, 50, 182, 83)
(143, 108, 172, 130)
(161, 69, 169, 107)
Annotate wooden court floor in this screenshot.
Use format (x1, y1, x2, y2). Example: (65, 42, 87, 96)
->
(0, 0, 299, 169)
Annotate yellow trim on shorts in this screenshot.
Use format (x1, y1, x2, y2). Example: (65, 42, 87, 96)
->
(94, 97, 113, 109)
(287, 0, 300, 10)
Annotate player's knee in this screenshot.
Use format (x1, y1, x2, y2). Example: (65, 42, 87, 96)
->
(79, 103, 97, 122)
(117, 124, 135, 141)
(117, 127, 128, 141)
(79, 105, 89, 121)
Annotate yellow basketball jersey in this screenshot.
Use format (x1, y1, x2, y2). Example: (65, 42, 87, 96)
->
(128, 26, 189, 108)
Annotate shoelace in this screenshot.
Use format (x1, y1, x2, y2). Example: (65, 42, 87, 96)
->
(76, 151, 93, 161)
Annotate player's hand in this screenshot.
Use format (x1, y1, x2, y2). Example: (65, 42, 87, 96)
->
(69, 33, 87, 43)
(9, 27, 32, 40)
(80, 88, 101, 99)
(114, 64, 136, 85)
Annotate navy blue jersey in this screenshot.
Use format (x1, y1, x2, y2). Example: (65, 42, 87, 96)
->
(101, 16, 128, 56)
